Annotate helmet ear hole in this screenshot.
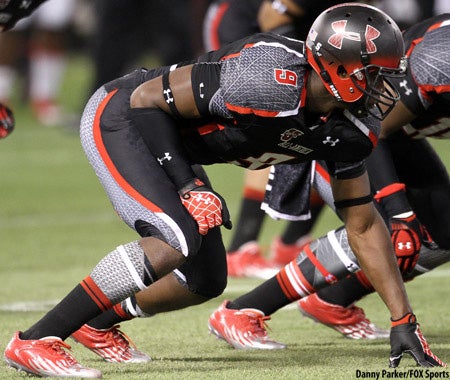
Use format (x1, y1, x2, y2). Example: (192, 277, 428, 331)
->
(337, 65, 348, 78)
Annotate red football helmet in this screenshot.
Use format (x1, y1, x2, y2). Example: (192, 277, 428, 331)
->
(305, 2, 406, 119)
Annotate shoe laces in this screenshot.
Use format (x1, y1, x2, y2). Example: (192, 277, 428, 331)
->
(42, 339, 78, 367)
(339, 305, 370, 325)
(102, 325, 137, 352)
(240, 312, 272, 337)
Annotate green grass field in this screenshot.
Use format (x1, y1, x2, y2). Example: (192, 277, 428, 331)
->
(1, 55, 450, 379)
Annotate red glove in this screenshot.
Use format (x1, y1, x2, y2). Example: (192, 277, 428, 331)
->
(390, 211, 435, 274)
(179, 178, 232, 235)
(0, 103, 14, 139)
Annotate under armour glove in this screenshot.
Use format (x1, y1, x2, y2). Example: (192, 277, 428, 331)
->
(390, 212, 433, 274)
(179, 178, 232, 235)
(389, 313, 446, 368)
(0, 103, 14, 139)
(0, 0, 47, 31)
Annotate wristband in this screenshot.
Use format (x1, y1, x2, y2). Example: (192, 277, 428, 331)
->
(391, 312, 416, 327)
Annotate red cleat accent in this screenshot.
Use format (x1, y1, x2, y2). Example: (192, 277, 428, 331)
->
(208, 300, 286, 350)
(227, 242, 279, 279)
(4, 331, 102, 378)
(71, 324, 151, 363)
(298, 294, 389, 339)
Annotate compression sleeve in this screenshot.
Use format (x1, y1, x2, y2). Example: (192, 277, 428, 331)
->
(130, 107, 197, 190)
(366, 139, 411, 217)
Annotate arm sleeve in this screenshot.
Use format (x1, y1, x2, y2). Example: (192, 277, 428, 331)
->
(130, 107, 197, 190)
(366, 139, 412, 217)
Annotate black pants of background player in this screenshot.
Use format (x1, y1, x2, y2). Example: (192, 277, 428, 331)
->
(89, 0, 210, 94)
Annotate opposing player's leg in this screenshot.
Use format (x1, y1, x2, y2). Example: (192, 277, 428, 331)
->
(208, 227, 365, 348)
(298, 139, 450, 340)
(226, 168, 279, 279)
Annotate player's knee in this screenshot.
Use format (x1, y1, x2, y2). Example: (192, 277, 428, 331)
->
(189, 274, 227, 298)
(181, 264, 227, 299)
(135, 218, 203, 257)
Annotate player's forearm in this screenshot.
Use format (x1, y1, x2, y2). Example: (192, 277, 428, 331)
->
(130, 107, 197, 190)
(348, 213, 412, 320)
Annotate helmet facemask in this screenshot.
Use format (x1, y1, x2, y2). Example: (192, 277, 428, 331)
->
(349, 60, 407, 120)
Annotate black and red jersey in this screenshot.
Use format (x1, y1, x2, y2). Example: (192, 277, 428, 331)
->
(390, 14, 450, 139)
(188, 33, 379, 178)
(105, 33, 379, 180)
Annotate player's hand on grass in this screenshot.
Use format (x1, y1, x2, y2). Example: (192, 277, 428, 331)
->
(179, 178, 232, 235)
(0, 103, 14, 139)
(389, 313, 446, 368)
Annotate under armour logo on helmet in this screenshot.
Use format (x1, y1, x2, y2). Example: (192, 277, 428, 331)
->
(328, 20, 380, 53)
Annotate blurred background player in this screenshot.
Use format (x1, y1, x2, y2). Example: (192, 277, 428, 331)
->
(88, 0, 210, 94)
(0, 0, 77, 127)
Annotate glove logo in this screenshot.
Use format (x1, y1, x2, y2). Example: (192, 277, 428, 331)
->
(19, 0, 31, 9)
(396, 241, 412, 251)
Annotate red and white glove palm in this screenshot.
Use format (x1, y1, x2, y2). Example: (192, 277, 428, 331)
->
(179, 178, 232, 235)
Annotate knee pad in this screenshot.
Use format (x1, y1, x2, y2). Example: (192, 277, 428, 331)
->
(90, 241, 157, 305)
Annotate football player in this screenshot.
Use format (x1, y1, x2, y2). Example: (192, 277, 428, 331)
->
(296, 12, 450, 342)
(207, 13, 450, 368)
(5, 4, 442, 378)
(203, 0, 345, 278)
